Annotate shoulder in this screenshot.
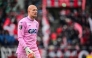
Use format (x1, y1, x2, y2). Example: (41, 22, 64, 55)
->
(18, 17, 27, 25)
(18, 17, 27, 23)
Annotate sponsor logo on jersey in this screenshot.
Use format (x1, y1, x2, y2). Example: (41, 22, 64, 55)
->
(28, 29, 37, 34)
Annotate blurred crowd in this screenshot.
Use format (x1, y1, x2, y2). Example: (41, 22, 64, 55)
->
(45, 8, 92, 58)
(0, 0, 92, 58)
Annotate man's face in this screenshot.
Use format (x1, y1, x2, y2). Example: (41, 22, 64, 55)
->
(29, 6, 38, 18)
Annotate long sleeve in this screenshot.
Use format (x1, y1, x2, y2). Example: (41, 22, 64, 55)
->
(18, 21, 27, 49)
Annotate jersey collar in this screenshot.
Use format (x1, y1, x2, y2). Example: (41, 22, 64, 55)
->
(27, 16, 35, 21)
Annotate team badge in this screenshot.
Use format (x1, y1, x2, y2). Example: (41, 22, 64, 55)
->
(19, 25, 22, 30)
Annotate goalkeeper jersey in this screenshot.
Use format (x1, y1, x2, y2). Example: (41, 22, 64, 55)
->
(16, 16, 39, 54)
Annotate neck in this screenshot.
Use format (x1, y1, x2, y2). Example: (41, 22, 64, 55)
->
(28, 15, 35, 21)
(30, 16, 35, 20)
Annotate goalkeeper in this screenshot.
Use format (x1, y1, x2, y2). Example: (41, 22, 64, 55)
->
(16, 5, 41, 58)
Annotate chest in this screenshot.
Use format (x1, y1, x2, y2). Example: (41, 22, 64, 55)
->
(26, 22, 38, 34)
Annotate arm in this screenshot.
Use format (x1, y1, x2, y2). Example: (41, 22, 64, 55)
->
(18, 21, 35, 58)
(18, 21, 27, 49)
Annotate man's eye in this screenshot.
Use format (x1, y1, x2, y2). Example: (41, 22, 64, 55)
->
(33, 9, 37, 11)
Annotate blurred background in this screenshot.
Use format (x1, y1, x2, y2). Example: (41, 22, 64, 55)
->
(0, 0, 92, 58)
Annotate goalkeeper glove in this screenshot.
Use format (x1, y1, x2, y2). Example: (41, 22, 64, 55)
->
(25, 47, 35, 58)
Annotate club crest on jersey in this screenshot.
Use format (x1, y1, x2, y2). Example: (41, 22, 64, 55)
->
(28, 29, 37, 34)
(19, 25, 22, 30)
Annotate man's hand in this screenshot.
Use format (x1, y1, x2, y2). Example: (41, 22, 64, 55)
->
(25, 47, 35, 58)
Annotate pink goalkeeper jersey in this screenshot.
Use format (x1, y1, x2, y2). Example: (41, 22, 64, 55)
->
(16, 16, 39, 54)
